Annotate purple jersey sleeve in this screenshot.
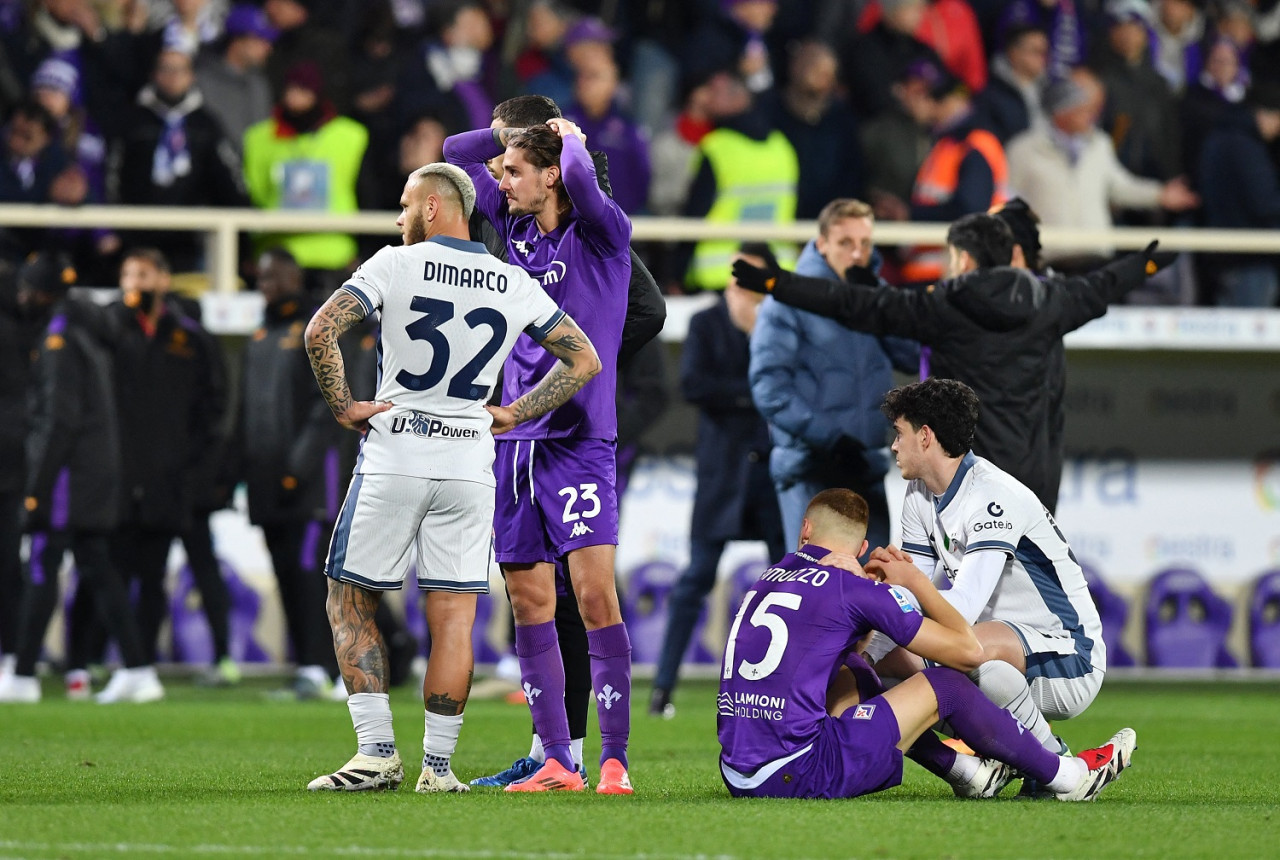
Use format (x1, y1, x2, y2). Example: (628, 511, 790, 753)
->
(558, 135, 632, 256)
(442, 129, 509, 235)
(845, 578, 924, 647)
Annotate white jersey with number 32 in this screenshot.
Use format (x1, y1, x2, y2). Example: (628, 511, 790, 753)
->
(341, 236, 565, 485)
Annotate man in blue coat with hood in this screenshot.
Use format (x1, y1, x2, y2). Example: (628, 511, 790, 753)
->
(749, 198, 917, 555)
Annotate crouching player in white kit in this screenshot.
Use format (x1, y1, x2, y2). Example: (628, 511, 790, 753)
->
(303, 163, 601, 793)
(856, 378, 1107, 797)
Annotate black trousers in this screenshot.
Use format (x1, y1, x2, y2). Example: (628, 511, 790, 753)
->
(0, 487, 24, 655)
(180, 514, 231, 661)
(262, 521, 336, 672)
(16, 530, 146, 676)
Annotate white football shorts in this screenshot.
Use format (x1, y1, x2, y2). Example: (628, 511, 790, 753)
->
(324, 472, 493, 593)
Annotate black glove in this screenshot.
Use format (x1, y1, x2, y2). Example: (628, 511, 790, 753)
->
(731, 258, 779, 294)
(843, 265, 880, 287)
(828, 434, 867, 467)
(1142, 240, 1177, 276)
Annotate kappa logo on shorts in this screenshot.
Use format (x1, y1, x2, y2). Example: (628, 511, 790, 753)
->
(569, 521, 594, 539)
(853, 704, 876, 720)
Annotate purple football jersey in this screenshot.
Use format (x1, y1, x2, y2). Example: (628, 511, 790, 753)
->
(718, 544, 924, 776)
(444, 129, 631, 441)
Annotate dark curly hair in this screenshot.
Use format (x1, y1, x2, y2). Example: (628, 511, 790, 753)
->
(880, 378, 979, 458)
(504, 125, 569, 214)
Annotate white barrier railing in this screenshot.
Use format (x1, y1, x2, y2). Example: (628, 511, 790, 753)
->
(2, 203, 1278, 293)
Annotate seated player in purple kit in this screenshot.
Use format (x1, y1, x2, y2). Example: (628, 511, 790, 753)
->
(444, 115, 634, 794)
(718, 488, 1136, 801)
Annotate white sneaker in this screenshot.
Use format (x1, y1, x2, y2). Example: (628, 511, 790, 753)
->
(329, 675, 350, 702)
(308, 752, 405, 791)
(0, 672, 40, 703)
(66, 669, 92, 701)
(415, 767, 471, 793)
(96, 667, 165, 704)
(951, 755, 1015, 799)
(1056, 728, 1137, 802)
(0, 653, 15, 679)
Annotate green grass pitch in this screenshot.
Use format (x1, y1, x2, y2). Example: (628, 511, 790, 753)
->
(2, 678, 1278, 859)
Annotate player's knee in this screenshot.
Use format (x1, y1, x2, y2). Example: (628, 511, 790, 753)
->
(968, 659, 1029, 707)
(574, 585, 621, 628)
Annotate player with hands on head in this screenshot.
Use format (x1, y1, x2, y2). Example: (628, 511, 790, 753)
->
(304, 161, 599, 795)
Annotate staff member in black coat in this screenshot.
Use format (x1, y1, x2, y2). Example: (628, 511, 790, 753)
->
(731, 214, 1171, 511)
(0, 260, 43, 669)
(234, 247, 343, 697)
(0, 253, 162, 704)
(73, 248, 226, 671)
(651, 245, 786, 718)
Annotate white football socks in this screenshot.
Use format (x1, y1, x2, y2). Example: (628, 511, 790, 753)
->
(423, 711, 463, 776)
(968, 661, 1059, 752)
(349, 692, 395, 758)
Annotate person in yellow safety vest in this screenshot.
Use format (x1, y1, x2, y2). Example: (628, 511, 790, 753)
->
(680, 71, 799, 291)
(242, 61, 368, 273)
(899, 58, 1008, 284)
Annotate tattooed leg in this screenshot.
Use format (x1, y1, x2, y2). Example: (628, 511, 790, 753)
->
(422, 591, 478, 714)
(327, 579, 388, 695)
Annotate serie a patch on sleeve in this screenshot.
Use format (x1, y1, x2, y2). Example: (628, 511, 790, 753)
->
(887, 586, 920, 614)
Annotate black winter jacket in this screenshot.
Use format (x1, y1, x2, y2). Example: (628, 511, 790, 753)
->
(111, 298, 225, 531)
(235, 298, 344, 526)
(24, 299, 122, 532)
(764, 253, 1153, 509)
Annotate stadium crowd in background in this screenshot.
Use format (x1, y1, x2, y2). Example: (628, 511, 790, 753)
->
(0, 0, 1269, 303)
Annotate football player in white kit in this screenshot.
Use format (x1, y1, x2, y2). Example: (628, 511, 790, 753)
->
(857, 378, 1105, 795)
(302, 162, 601, 794)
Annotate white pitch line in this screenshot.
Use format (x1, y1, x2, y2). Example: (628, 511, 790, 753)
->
(0, 843, 745, 860)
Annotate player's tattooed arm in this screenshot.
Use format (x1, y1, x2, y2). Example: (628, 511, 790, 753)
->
(487, 313, 602, 435)
(305, 289, 391, 432)
(491, 126, 526, 148)
(326, 580, 388, 694)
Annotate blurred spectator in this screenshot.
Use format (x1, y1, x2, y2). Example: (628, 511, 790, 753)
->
(112, 46, 247, 272)
(151, 0, 229, 51)
(996, 0, 1088, 80)
(95, 247, 226, 670)
(839, 0, 945, 119)
(973, 23, 1050, 143)
(1006, 71, 1199, 267)
(232, 246, 344, 695)
(908, 60, 1007, 223)
(1198, 81, 1280, 306)
(1090, 0, 1183, 182)
(242, 60, 368, 277)
(619, 0, 701, 134)
(195, 2, 277, 154)
(858, 63, 934, 222)
(651, 242, 785, 718)
(614, 337, 670, 500)
(647, 70, 717, 217)
(682, 0, 780, 96)
(774, 39, 864, 219)
(516, 0, 576, 108)
(0, 98, 69, 204)
(1181, 36, 1250, 187)
(264, 0, 350, 112)
(858, 0, 989, 93)
(0, 257, 36, 669)
(347, 0, 402, 169)
(750, 201, 914, 555)
(680, 71, 797, 291)
(362, 110, 447, 213)
(1153, 0, 1207, 92)
(566, 50, 650, 215)
(1214, 0, 1259, 53)
(397, 0, 494, 133)
(0, 252, 164, 705)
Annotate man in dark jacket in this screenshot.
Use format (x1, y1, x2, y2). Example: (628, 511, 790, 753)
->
(0, 259, 42, 668)
(113, 46, 248, 270)
(731, 213, 1169, 511)
(235, 246, 344, 697)
(0, 253, 162, 704)
(650, 245, 785, 719)
(1197, 83, 1280, 307)
(79, 248, 226, 670)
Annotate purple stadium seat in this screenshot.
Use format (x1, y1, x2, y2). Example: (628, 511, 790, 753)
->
(1080, 563, 1135, 668)
(1144, 568, 1237, 668)
(1248, 571, 1280, 668)
(727, 558, 771, 616)
(169, 562, 270, 664)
